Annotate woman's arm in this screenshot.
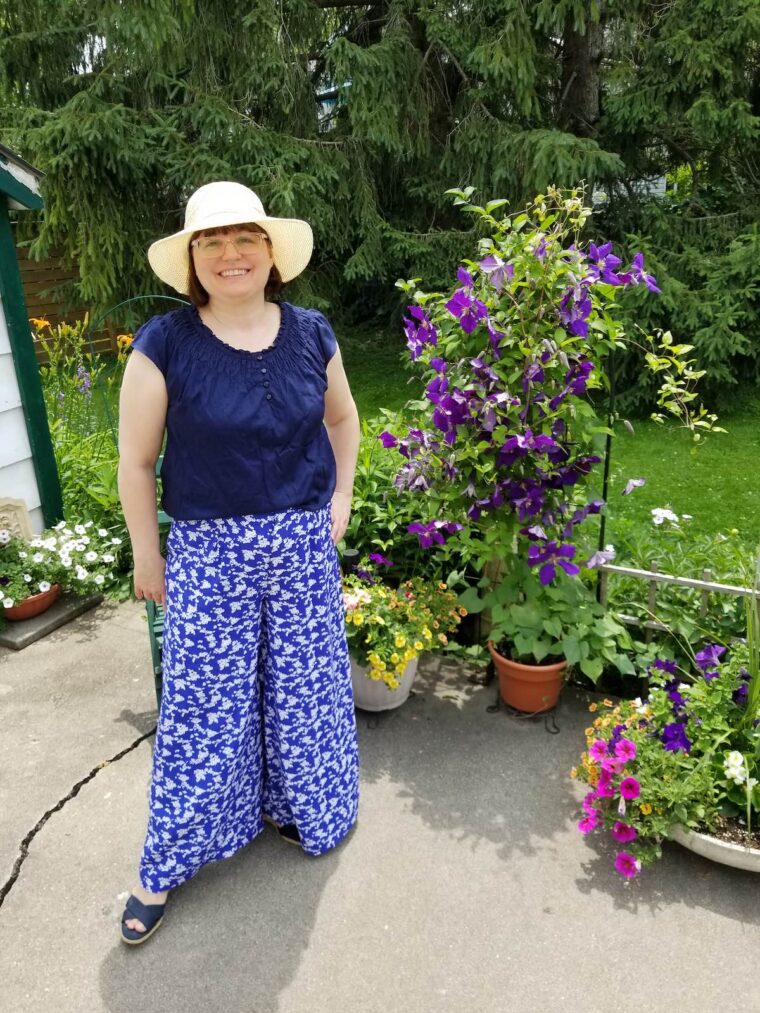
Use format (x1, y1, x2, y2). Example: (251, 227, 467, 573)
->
(323, 347, 360, 545)
(117, 351, 169, 603)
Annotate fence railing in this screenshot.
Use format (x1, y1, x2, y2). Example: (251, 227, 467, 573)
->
(597, 562, 756, 641)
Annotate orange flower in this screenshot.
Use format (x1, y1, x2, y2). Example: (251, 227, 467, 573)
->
(116, 333, 134, 347)
(588, 703, 598, 713)
(30, 317, 50, 330)
(458, 607, 468, 617)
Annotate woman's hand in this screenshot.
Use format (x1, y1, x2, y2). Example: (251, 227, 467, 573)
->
(330, 490, 352, 546)
(133, 553, 167, 606)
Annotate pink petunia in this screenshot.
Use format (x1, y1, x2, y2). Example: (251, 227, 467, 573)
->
(588, 740, 608, 761)
(582, 792, 598, 817)
(620, 776, 641, 800)
(612, 822, 638, 844)
(601, 756, 626, 774)
(615, 738, 637, 762)
(595, 781, 615, 799)
(577, 815, 598, 834)
(614, 851, 641, 878)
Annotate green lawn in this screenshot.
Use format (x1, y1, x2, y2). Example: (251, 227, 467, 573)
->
(339, 321, 760, 546)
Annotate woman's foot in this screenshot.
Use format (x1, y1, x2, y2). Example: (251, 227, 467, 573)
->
(263, 815, 301, 846)
(123, 884, 169, 934)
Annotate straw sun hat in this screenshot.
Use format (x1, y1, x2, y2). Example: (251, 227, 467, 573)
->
(147, 181, 314, 294)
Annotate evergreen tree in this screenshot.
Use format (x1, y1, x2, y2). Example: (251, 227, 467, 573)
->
(1, 0, 758, 338)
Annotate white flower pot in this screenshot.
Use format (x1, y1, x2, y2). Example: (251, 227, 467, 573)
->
(670, 824, 760, 873)
(350, 655, 419, 712)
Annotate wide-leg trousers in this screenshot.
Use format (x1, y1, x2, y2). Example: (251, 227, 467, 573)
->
(139, 504, 360, 892)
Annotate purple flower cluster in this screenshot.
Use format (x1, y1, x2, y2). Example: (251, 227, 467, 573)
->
(695, 643, 726, 681)
(382, 233, 661, 558)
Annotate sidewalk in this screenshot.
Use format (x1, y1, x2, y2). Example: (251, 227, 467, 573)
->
(1, 600, 759, 1012)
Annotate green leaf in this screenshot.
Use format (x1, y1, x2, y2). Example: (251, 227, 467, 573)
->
(580, 656, 604, 681)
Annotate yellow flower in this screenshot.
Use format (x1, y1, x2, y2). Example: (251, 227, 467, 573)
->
(569, 767, 578, 779)
(438, 633, 448, 645)
(639, 803, 653, 815)
(387, 678, 400, 690)
(584, 727, 594, 737)
(433, 620, 440, 629)
(354, 613, 364, 625)
(377, 660, 386, 671)
(438, 582, 447, 590)
(116, 332, 133, 347)
(603, 699, 614, 708)
(458, 607, 468, 617)
(422, 627, 432, 640)
(29, 317, 50, 329)
(390, 653, 400, 664)
(394, 635, 406, 648)
(414, 640, 424, 651)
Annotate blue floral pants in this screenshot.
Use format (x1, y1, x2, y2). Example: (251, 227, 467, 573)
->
(139, 505, 360, 892)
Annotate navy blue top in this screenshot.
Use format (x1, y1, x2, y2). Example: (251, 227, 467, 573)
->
(129, 302, 338, 520)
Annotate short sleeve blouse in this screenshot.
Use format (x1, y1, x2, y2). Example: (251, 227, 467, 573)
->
(129, 301, 338, 520)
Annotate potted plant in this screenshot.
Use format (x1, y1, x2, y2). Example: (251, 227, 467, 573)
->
(342, 565, 466, 711)
(376, 186, 719, 700)
(572, 622, 760, 878)
(478, 560, 637, 712)
(0, 521, 120, 622)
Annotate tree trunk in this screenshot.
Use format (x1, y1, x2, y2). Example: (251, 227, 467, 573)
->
(558, 13, 604, 138)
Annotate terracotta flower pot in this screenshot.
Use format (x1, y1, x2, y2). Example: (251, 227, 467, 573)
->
(487, 640, 566, 713)
(4, 584, 61, 622)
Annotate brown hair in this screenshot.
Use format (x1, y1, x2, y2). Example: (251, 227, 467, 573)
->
(186, 222, 285, 306)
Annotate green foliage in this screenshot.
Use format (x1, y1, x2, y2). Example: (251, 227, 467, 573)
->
(4, 0, 757, 334)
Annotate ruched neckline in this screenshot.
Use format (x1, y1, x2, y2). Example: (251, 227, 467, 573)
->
(191, 301, 291, 357)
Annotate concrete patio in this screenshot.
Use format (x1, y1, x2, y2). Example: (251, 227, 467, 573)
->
(1, 599, 759, 1012)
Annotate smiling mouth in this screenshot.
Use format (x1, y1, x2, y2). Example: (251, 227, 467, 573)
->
(219, 268, 250, 277)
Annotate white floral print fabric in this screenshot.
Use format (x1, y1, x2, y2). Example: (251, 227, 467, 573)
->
(139, 505, 360, 892)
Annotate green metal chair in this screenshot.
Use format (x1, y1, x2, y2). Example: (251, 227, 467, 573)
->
(146, 455, 171, 708)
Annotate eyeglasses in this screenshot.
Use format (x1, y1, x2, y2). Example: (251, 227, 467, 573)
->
(191, 233, 270, 258)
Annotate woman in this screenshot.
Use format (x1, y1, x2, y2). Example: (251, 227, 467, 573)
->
(118, 181, 361, 944)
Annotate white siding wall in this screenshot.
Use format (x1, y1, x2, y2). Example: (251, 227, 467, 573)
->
(0, 296, 44, 532)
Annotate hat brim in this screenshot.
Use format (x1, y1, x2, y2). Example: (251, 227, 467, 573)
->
(147, 212, 314, 293)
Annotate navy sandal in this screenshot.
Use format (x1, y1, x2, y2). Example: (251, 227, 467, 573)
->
(263, 815, 301, 847)
(120, 894, 167, 945)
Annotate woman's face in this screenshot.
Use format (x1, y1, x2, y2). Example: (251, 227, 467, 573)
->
(191, 224, 274, 302)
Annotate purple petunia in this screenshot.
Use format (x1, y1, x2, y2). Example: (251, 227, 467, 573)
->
(368, 553, 394, 567)
(695, 644, 726, 681)
(661, 722, 691, 754)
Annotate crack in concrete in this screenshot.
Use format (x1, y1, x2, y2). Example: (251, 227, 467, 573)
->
(0, 726, 156, 910)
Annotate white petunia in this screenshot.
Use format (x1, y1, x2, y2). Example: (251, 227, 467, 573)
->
(85, 551, 98, 562)
(102, 553, 115, 563)
(18, 551, 27, 559)
(32, 552, 44, 563)
(84, 521, 94, 528)
(0, 528, 11, 545)
(54, 521, 67, 531)
(38, 581, 51, 593)
(60, 557, 72, 568)
(98, 528, 109, 537)
(3, 597, 15, 608)
(76, 567, 88, 580)
(30, 538, 43, 547)
(652, 507, 679, 526)
(111, 537, 122, 545)
(80, 536, 90, 545)
(43, 538, 57, 550)
(94, 574, 105, 585)
(23, 574, 32, 582)
(74, 525, 86, 535)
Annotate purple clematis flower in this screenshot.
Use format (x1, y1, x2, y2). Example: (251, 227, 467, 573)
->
(368, 553, 394, 566)
(585, 242, 624, 286)
(403, 305, 438, 360)
(622, 477, 646, 496)
(620, 252, 662, 294)
(559, 286, 593, 337)
(527, 540, 579, 585)
(378, 431, 398, 449)
(585, 546, 616, 569)
(407, 519, 463, 549)
(479, 254, 514, 293)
